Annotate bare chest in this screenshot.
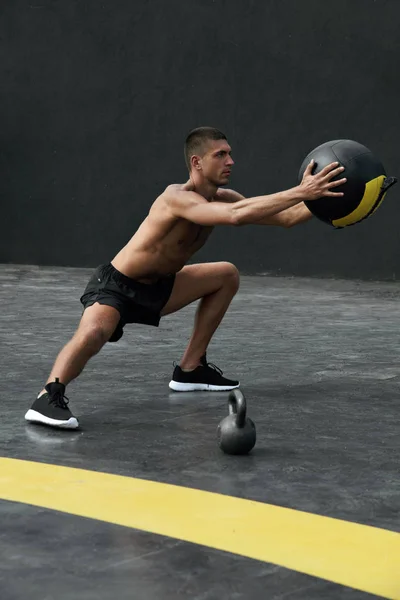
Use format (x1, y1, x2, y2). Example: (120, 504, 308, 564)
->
(173, 221, 213, 252)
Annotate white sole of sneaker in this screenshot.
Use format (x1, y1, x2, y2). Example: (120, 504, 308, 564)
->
(168, 381, 240, 392)
(24, 409, 79, 430)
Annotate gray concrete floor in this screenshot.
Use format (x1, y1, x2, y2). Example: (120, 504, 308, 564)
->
(0, 264, 399, 599)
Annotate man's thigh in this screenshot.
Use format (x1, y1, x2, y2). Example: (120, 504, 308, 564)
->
(160, 262, 239, 316)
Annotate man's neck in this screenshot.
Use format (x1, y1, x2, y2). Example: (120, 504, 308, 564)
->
(187, 176, 218, 201)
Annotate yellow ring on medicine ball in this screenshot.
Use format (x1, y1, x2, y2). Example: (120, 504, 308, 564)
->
(298, 140, 397, 228)
(332, 175, 386, 227)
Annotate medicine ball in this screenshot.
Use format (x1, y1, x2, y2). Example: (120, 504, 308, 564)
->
(298, 139, 397, 228)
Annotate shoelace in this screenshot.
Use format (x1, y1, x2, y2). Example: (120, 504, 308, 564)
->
(203, 360, 223, 375)
(48, 391, 70, 410)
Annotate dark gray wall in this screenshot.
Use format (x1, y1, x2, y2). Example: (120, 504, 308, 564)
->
(1, 0, 399, 279)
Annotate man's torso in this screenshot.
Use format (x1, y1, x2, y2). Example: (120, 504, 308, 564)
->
(111, 183, 222, 281)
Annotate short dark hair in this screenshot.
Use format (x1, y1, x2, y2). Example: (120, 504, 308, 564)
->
(184, 126, 227, 171)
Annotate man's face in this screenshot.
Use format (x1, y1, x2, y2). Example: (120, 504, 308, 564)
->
(195, 140, 234, 186)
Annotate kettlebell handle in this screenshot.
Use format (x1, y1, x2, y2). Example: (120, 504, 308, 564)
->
(228, 389, 247, 428)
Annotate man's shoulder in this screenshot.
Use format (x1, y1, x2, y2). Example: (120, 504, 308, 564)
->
(153, 184, 197, 217)
(153, 184, 181, 207)
(162, 183, 206, 202)
(164, 183, 187, 194)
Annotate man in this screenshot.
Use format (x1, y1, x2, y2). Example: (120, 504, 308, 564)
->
(25, 127, 346, 430)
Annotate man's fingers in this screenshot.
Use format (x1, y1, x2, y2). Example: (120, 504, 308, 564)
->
(303, 159, 314, 176)
(325, 190, 345, 197)
(302, 159, 347, 199)
(328, 177, 347, 187)
(323, 166, 345, 180)
(318, 161, 341, 177)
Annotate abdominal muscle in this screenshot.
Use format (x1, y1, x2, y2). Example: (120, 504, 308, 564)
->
(110, 197, 213, 283)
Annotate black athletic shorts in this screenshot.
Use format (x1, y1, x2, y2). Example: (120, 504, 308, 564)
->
(80, 263, 175, 342)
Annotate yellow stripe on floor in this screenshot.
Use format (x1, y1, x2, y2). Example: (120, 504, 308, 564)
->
(0, 457, 399, 599)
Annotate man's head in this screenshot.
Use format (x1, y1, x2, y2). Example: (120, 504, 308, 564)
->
(184, 126, 234, 186)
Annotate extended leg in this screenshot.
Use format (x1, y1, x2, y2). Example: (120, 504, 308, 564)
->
(43, 304, 121, 388)
(25, 303, 121, 428)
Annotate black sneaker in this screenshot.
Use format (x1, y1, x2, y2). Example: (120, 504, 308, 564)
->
(169, 355, 240, 392)
(25, 378, 79, 429)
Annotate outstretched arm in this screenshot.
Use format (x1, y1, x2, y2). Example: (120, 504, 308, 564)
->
(165, 185, 308, 226)
(164, 161, 345, 227)
(217, 188, 313, 227)
(255, 202, 313, 227)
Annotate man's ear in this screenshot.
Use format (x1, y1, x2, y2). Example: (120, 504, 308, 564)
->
(191, 155, 202, 171)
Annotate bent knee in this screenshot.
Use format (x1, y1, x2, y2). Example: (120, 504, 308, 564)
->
(220, 262, 240, 291)
(76, 323, 112, 349)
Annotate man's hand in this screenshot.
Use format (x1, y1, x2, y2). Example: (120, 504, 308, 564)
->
(299, 160, 347, 200)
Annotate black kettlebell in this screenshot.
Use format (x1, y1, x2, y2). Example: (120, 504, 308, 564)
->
(217, 389, 256, 455)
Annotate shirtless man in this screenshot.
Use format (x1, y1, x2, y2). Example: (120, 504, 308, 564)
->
(24, 126, 346, 430)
